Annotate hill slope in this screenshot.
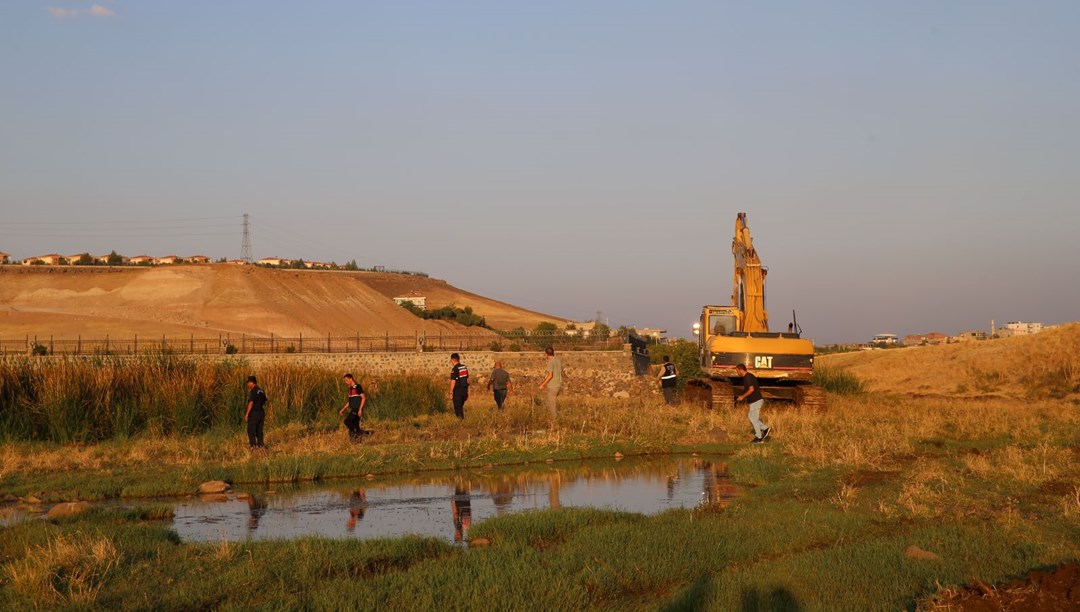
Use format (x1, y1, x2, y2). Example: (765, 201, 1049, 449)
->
(818, 323, 1080, 400)
(0, 265, 566, 339)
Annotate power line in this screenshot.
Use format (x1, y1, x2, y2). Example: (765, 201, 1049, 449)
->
(241, 213, 253, 263)
(2, 215, 242, 226)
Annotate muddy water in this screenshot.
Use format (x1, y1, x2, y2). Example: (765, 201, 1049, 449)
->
(175, 455, 735, 543)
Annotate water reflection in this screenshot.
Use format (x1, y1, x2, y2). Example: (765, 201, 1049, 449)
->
(169, 455, 735, 543)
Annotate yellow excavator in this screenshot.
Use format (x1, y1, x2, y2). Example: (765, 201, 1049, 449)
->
(685, 212, 825, 410)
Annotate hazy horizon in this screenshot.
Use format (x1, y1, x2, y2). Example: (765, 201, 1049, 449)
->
(3, 1, 1078, 344)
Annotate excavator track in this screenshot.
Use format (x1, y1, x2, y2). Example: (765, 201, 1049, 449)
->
(685, 379, 734, 410)
(794, 384, 827, 410)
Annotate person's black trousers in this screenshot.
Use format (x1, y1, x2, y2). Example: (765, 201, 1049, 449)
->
(247, 410, 265, 447)
(344, 412, 362, 440)
(493, 389, 508, 410)
(453, 389, 468, 419)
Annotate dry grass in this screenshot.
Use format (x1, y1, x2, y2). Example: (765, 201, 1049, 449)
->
(819, 322, 1080, 399)
(4, 531, 120, 606)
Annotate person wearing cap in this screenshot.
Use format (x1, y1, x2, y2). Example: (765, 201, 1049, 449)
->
(449, 353, 469, 419)
(244, 375, 268, 448)
(338, 373, 367, 441)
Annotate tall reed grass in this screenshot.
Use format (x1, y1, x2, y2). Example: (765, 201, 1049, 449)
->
(0, 356, 447, 443)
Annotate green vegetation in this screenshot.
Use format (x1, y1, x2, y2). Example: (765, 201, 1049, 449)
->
(400, 302, 488, 328)
(2, 392, 1078, 609)
(812, 365, 866, 395)
(0, 356, 449, 444)
(648, 338, 699, 392)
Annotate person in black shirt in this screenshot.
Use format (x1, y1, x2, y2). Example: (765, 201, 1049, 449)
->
(338, 373, 367, 442)
(244, 375, 268, 448)
(735, 364, 770, 443)
(658, 355, 679, 405)
(449, 353, 469, 419)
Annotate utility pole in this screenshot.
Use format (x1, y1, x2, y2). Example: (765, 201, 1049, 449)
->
(241, 213, 253, 263)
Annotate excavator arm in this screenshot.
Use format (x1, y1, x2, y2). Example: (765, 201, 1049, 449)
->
(732, 212, 769, 332)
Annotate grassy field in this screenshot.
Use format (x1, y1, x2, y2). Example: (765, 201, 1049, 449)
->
(2, 328, 1079, 609)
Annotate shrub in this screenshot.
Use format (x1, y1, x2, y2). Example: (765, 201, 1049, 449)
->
(813, 366, 865, 395)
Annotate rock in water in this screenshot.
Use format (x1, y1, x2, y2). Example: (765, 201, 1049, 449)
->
(198, 480, 231, 494)
(47, 501, 92, 520)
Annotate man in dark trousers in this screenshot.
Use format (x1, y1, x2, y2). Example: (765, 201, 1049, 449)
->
(449, 353, 469, 419)
(735, 363, 770, 443)
(658, 355, 678, 405)
(244, 375, 268, 448)
(338, 373, 367, 442)
(487, 361, 512, 410)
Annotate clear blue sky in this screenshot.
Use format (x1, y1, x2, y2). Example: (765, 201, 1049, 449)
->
(2, 1, 1078, 343)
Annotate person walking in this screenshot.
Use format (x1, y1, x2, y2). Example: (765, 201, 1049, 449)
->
(244, 375, 268, 448)
(338, 373, 367, 442)
(658, 355, 679, 405)
(449, 353, 469, 419)
(735, 363, 770, 443)
(487, 361, 512, 410)
(538, 347, 565, 424)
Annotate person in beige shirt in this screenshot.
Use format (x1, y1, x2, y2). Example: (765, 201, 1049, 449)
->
(538, 347, 566, 424)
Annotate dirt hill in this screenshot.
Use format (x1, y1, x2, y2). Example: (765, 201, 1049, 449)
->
(818, 322, 1080, 400)
(0, 265, 567, 339)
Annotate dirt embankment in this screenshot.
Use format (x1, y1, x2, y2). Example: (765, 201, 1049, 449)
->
(0, 265, 566, 339)
(819, 322, 1080, 400)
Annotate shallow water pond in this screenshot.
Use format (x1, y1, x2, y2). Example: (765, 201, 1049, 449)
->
(176, 454, 735, 543)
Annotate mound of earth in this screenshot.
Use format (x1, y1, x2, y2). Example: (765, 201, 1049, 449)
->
(925, 563, 1080, 611)
(818, 322, 1080, 400)
(0, 265, 566, 339)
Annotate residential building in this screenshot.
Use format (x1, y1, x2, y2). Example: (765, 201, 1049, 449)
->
(258, 257, 291, 267)
(903, 332, 947, 346)
(393, 293, 427, 310)
(188, 255, 211, 264)
(153, 255, 179, 265)
(22, 254, 65, 266)
(635, 327, 668, 343)
(0, 251, 10, 264)
(952, 330, 988, 342)
(128, 255, 153, 265)
(998, 321, 1044, 337)
(870, 333, 900, 345)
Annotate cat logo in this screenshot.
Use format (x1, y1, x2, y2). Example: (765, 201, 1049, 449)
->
(754, 355, 774, 369)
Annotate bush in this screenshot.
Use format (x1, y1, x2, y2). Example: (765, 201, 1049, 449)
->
(813, 366, 865, 395)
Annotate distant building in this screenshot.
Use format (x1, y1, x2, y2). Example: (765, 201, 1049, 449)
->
(952, 330, 988, 343)
(22, 254, 65, 266)
(153, 255, 179, 265)
(129, 255, 152, 265)
(258, 257, 291, 267)
(188, 255, 211, 264)
(0, 251, 10, 264)
(904, 332, 947, 346)
(635, 327, 668, 343)
(870, 333, 900, 345)
(998, 321, 1044, 337)
(393, 292, 427, 310)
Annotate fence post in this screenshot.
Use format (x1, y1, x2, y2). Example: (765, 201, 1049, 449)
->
(105, 335, 109, 353)
(299, 333, 303, 353)
(190, 334, 194, 354)
(134, 334, 137, 355)
(242, 334, 246, 354)
(77, 335, 81, 355)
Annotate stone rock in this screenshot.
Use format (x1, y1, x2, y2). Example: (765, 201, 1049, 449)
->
(905, 545, 941, 561)
(235, 492, 251, 500)
(2, 494, 17, 503)
(365, 473, 376, 480)
(710, 428, 729, 443)
(25, 495, 44, 505)
(612, 391, 631, 399)
(197, 480, 231, 495)
(46, 501, 92, 520)
(469, 537, 492, 548)
(614, 452, 625, 460)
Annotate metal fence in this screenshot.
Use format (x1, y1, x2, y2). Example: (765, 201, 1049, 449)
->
(2, 331, 626, 356)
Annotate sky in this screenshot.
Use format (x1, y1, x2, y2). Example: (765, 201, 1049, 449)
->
(2, 1, 1078, 344)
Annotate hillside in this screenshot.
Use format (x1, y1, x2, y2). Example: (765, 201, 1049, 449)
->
(818, 322, 1080, 400)
(0, 265, 566, 339)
